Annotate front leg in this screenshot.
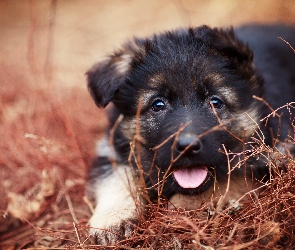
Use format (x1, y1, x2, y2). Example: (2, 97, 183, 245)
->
(88, 162, 139, 245)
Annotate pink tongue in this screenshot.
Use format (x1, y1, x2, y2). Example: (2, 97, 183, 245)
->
(173, 167, 208, 188)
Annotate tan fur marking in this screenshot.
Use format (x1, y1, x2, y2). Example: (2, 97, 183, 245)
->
(137, 90, 158, 109)
(148, 73, 165, 88)
(119, 116, 137, 141)
(113, 39, 145, 75)
(114, 54, 132, 74)
(235, 105, 260, 138)
(218, 87, 238, 104)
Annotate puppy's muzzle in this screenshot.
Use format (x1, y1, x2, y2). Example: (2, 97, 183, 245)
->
(176, 133, 202, 156)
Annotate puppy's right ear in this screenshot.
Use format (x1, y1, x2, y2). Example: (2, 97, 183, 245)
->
(86, 53, 131, 107)
(86, 41, 144, 108)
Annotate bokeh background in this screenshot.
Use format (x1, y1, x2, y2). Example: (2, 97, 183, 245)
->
(0, 0, 295, 247)
(2, 0, 295, 89)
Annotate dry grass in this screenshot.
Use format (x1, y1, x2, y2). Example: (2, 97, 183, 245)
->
(0, 64, 105, 248)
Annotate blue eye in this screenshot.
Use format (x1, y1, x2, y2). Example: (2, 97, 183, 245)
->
(210, 97, 224, 109)
(151, 99, 166, 112)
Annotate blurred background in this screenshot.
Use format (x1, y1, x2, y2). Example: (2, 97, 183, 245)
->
(1, 0, 295, 89)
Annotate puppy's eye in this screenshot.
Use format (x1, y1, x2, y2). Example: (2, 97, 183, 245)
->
(210, 97, 224, 109)
(151, 99, 166, 112)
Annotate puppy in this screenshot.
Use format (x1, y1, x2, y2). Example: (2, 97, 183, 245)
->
(86, 24, 295, 245)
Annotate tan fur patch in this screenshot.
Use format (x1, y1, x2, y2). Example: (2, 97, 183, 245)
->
(119, 116, 137, 141)
(148, 73, 165, 88)
(114, 54, 132, 74)
(136, 90, 158, 110)
(207, 72, 225, 84)
(113, 40, 146, 75)
(235, 105, 260, 138)
(218, 86, 238, 104)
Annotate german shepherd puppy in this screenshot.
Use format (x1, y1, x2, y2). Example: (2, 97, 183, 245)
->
(86, 24, 295, 245)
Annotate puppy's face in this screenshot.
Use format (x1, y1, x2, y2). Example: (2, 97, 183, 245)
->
(87, 26, 265, 197)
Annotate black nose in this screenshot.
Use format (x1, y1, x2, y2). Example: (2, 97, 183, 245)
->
(176, 133, 202, 156)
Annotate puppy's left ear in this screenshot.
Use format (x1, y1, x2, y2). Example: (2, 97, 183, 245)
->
(192, 26, 254, 68)
(87, 41, 143, 107)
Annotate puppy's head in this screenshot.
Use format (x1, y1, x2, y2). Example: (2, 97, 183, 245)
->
(87, 26, 265, 196)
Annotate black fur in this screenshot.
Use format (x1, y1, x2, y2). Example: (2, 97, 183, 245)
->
(87, 24, 295, 201)
(235, 24, 295, 139)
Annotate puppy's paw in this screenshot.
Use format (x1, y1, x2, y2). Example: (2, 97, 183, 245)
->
(87, 157, 141, 245)
(89, 215, 137, 245)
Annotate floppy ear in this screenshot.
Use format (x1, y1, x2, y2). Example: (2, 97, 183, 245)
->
(86, 52, 132, 107)
(86, 41, 144, 107)
(192, 26, 254, 67)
